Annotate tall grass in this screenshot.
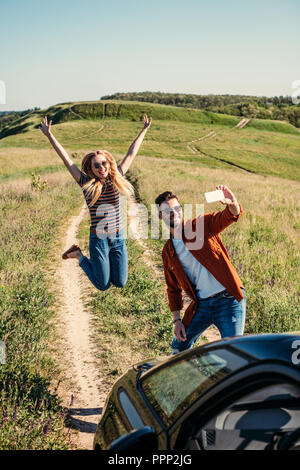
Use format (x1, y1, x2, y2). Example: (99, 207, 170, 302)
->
(0, 173, 82, 449)
(0, 148, 64, 180)
(197, 126, 300, 181)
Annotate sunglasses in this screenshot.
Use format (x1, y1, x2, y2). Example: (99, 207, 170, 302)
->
(93, 161, 108, 169)
(161, 205, 182, 215)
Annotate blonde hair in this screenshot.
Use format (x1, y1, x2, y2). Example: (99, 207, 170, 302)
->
(81, 150, 134, 207)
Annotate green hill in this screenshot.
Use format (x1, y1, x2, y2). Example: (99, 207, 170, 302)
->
(0, 99, 299, 182)
(1, 100, 299, 140)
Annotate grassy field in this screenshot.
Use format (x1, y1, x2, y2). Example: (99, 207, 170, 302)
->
(195, 126, 300, 180)
(0, 99, 299, 448)
(130, 157, 300, 334)
(0, 173, 83, 449)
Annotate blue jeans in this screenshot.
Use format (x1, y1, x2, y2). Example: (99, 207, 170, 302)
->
(79, 229, 128, 291)
(171, 288, 246, 354)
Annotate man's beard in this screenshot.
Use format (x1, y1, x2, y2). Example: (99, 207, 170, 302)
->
(168, 218, 183, 237)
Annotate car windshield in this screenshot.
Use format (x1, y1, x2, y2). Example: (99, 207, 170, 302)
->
(141, 347, 251, 427)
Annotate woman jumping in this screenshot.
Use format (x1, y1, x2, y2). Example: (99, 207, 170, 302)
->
(39, 114, 152, 290)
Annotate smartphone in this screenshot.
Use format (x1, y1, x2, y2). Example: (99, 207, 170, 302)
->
(205, 189, 224, 203)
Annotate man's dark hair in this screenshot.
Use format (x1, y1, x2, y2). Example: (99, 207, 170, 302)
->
(155, 191, 179, 207)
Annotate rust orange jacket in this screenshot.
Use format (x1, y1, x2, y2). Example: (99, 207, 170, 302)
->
(162, 204, 245, 328)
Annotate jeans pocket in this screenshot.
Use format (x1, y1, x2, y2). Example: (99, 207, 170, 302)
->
(223, 291, 234, 299)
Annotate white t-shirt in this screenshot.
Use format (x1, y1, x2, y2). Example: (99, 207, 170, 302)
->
(172, 237, 226, 299)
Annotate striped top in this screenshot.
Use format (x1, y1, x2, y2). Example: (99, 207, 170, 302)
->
(78, 166, 123, 234)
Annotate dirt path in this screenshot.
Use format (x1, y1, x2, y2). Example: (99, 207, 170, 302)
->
(186, 118, 251, 155)
(187, 130, 218, 154)
(55, 205, 106, 450)
(185, 118, 255, 175)
(235, 117, 251, 128)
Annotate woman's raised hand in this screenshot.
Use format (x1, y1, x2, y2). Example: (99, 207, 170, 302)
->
(142, 114, 152, 131)
(39, 116, 52, 137)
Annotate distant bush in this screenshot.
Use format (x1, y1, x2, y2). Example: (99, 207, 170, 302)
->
(101, 92, 300, 128)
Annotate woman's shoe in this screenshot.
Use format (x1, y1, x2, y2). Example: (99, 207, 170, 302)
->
(62, 244, 81, 260)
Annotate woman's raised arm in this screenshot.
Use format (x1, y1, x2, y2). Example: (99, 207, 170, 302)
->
(39, 116, 81, 183)
(118, 114, 152, 175)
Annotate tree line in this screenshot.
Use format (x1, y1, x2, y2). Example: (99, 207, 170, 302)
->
(101, 92, 300, 128)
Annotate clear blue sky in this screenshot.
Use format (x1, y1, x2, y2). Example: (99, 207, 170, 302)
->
(0, 0, 299, 110)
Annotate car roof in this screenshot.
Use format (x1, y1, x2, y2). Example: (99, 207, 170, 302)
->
(138, 333, 300, 378)
(204, 333, 300, 362)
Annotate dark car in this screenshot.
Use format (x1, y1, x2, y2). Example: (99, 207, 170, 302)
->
(93, 333, 300, 451)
